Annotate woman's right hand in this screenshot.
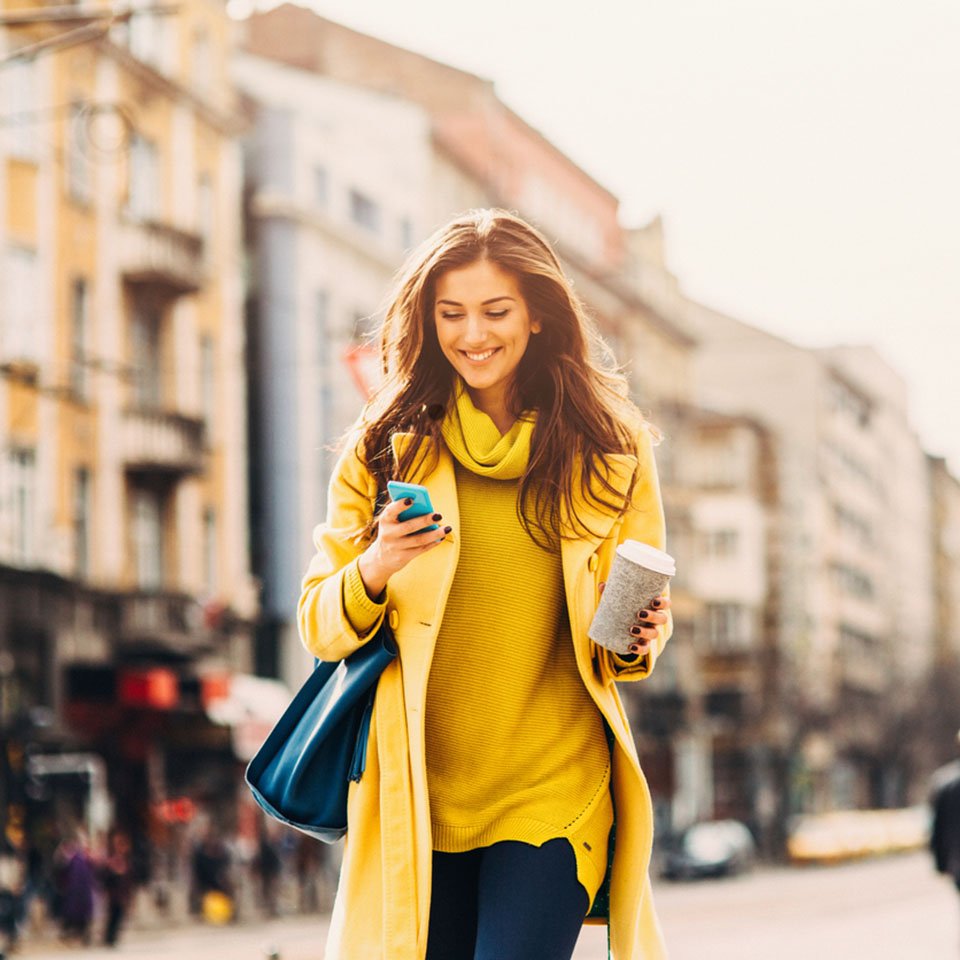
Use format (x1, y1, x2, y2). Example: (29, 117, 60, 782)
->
(358, 495, 452, 598)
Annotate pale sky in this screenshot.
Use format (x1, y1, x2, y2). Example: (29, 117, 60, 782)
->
(246, 0, 960, 473)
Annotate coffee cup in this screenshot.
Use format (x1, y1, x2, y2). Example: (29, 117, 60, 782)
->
(588, 540, 676, 655)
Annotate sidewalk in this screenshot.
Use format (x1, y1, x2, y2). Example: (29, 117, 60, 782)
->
(16, 913, 333, 960)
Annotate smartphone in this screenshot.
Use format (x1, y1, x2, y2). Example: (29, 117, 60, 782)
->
(387, 481, 439, 532)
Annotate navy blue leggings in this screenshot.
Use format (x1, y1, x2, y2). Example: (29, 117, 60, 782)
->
(425, 838, 589, 960)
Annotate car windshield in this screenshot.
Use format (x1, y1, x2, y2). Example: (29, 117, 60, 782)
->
(683, 822, 745, 861)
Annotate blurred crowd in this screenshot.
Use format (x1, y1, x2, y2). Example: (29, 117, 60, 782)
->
(0, 818, 336, 954)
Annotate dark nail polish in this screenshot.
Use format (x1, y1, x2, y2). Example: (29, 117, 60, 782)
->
(629, 645, 641, 654)
(651, 598, 661, 608)
(405, 498, 413, 505)
(444, 525, 452, 533)
(637, 610, 651, 620)
(630, 627, 642, 636)
(432, 513, 442, 521)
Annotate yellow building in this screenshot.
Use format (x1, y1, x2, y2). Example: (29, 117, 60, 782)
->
(0, 0, 257, 863)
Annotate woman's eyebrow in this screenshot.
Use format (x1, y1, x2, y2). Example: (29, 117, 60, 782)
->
(436, 296, 516, 306)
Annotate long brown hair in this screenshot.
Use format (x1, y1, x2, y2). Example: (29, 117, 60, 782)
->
(343, 208, 652, 551)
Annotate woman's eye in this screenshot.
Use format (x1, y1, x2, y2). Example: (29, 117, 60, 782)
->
(440, 312, 463, 320)
(487, 310, 508, 319)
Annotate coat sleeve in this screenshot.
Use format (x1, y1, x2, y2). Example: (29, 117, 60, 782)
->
(596, 423, 673, 682)
(297, 426, 389, 662)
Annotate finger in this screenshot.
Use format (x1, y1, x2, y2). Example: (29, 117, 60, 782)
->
(399, 511, 443, 534)
(635, 610, 667, 625)
(629, 625, 658, 643)
(598, 581, 605, 594)
(377, 496, 411, 523)
(649, 596, 671, 611)
(400, 524, 451, 549)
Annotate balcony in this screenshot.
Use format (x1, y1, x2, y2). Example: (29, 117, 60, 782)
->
(118, 218, 205, 295)
(116, 591, 212, 657)
(121, 408, 206, 476)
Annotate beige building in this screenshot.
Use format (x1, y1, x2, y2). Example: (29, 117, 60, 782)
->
(0, 0, 256, 862)
(682, 302, 933, 810)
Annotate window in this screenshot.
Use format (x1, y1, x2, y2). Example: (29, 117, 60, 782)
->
(828, 377, 871, 429)
(4, 248, 40, 364)
(349, 189, 379, 233)
(131, 304, 162, 407)
(703, 528, 739, 558)
(67, 102, 92, 203)
(128, 2, 162, 68)
(199, 334, 215, 436)
(70, 279, 89, 400)
(191, 29, 214, 95)
(701, 603, 752, 653)
(7, 59, 37, 160)
(3, 248, 39, 364)
(830, 562, 874, 600)
(132, 487, 163, 589)
(203, 506, 217, 593)
(315, 290, 333, 478)
(128, 134, 160, 220)
(6, 448, 37, 565)
(197, 175, 214, 259)
(314, 166, 329, 208)
(832, 502, 873, 547)
(706, 689, 745, 722)
(74, 468, 91, 578)
(697, 441, 739, 487)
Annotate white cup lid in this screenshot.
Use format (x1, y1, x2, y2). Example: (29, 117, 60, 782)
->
(616, 539, 676, 576)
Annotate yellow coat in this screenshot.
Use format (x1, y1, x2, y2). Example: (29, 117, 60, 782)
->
(298, 426, 672, 960)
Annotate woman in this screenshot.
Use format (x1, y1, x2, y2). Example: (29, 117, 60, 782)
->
(298, 209, 672, 960)
(99, 829, 133, 947)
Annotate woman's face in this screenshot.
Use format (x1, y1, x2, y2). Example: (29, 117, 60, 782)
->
(433, 258, 541, 409)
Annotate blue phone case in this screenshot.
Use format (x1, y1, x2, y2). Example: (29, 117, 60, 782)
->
(387, 481, 439, 531)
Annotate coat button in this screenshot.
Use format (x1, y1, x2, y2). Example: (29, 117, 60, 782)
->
(388, 610, 400, 630)
(588, 554, 599, 572)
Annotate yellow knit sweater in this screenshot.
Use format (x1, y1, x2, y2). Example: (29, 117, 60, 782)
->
(342, 381, 616, 906)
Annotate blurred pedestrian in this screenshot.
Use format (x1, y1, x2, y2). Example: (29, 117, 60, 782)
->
(294, 835, 324, 914)
(98, 829, 134, 947)
(53, 831, 95, 945)
(0, 837, 26, 960)
(252, 825, 282, 917)
(931, 730, 960, 902)
(190, 825, 233, 922)
(297, 209, 673, 960)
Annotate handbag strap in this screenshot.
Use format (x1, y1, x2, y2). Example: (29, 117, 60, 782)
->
(312, 482, 391, 672)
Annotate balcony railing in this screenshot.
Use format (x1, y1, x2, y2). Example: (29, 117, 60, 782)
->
(117, 591, 211, 655)
(118, 218, 205, 294)
(121, 408, 206, 476)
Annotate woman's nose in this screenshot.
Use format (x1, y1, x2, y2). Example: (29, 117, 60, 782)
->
(463, 315, 488, 344)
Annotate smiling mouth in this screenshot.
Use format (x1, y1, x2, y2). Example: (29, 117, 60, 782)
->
(460, 348, 501, 362)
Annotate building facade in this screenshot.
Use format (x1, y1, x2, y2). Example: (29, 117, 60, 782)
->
(0, 0, 256, 888)
(682, 302, 935, 811)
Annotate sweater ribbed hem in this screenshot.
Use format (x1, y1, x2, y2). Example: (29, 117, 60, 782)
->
(431, 815, 572, 853)
(342, 557, 387, 637)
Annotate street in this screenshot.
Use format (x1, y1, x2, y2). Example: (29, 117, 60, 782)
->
(17, 852, 958, 960)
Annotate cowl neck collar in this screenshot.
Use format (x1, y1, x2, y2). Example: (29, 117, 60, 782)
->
(439, 377, 536, 480)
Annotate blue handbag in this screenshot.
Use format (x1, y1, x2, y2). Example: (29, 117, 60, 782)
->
(244, 621, 397, 842)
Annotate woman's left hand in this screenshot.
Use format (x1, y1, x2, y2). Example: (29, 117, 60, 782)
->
(598, 584, 672, 656)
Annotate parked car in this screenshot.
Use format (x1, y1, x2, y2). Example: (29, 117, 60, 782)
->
(660, 820, 756, 881)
